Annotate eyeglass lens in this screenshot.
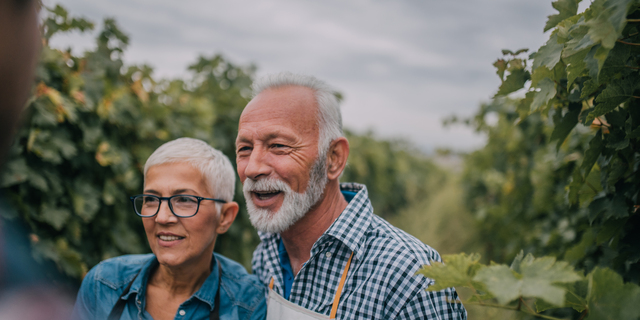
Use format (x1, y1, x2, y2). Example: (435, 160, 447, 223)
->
(133, 195, 199, 217)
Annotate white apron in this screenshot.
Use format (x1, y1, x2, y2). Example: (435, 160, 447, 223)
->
(266, 252, 353, 320)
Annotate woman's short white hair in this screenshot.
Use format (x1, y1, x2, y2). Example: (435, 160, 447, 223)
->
(251, 72, 343, 157)
(143, 138, 235, 203)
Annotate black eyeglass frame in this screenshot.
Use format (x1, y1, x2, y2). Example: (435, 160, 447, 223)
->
(129, 194, 227, 218)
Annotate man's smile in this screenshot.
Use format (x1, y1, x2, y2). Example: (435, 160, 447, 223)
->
(253, 191, 283, 201)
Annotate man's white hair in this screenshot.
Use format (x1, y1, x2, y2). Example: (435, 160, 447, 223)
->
(144, 138, 235, 203)
(251, 72, 343, 157)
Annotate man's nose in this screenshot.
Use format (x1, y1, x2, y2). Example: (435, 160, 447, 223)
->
(243, 148, 272, 180)
(155, 200, 178, 224)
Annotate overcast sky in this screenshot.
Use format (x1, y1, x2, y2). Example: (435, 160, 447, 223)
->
(43, 0, 585, 152)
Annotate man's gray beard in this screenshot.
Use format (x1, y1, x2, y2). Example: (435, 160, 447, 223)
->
(243, 155, 328, 234)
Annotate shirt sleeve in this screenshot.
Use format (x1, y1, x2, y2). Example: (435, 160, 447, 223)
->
(70, 267, 98, 320)
(395, 285, 467, 320)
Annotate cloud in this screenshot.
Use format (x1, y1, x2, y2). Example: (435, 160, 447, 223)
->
(45, 0, 558, 151)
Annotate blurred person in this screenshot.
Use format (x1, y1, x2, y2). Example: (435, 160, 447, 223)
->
(236, 73, 467, 319)
(72, 138, 267, 320)
(0, 0, 76, 319)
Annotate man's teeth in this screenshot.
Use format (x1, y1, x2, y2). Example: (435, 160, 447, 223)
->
(255, 191, 281, 200)
(158, 235, 182, 241)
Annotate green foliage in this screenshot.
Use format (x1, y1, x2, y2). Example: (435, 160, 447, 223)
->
(420, 253, 640, 319)
(430, 0, 640, 318)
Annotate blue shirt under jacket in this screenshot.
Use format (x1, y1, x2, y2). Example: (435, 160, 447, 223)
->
(72, 253, 266, 320)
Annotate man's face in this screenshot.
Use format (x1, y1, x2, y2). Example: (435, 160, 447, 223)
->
(236, 86, 327, 232)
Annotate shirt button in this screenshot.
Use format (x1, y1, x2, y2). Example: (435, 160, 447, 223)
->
(179, 310, 186, 316)
(325, 251, 332, 258)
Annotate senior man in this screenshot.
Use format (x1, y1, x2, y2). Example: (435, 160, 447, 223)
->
(236, 73, 467, 319)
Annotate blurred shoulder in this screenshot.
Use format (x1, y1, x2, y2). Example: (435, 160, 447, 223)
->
(366, 214, 442, 268)
(83, 254, 154, 290)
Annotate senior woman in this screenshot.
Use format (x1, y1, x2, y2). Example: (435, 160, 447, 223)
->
(72, 138, 266, 320)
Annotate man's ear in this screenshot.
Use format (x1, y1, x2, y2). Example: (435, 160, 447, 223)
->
(216, 201, 239, 234)
(327, 137, 349, 181)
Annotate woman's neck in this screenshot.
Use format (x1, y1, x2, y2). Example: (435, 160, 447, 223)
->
(149, 256, 212, 297)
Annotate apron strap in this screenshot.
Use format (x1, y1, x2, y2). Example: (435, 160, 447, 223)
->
(210, 257, 222, 320)
(107, 271, 140, 320)
(329, 251, 353, 319)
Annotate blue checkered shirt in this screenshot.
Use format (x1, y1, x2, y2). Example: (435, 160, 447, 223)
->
(252, 183, 467, 319)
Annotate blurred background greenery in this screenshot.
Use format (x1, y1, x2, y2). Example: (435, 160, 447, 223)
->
(1, 2, 639, 319)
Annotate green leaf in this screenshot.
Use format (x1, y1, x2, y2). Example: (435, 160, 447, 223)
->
(495, 69, 530, 97)
(544, 0, 581, 32)
(510, 250, 525, 273)
(71, 179, 101, 222)
(585, 0, 634, 49)
(589, 193, 629, 222)
(596, 218, 627, 244)
(473, 255, 581, 306)
(550, 103, 581, 150)
(588, 79, 635, 121)
(564, 229, 596, 262)
(0, 158, 29, 187)
(39, 203, 71, 231)
(533, 33, 565, 70)
(581, 78, 601, 98)
(531, 66, 555, 88)
(493, 59, 508, 81)
(564, 48, 588, 88)
(587, 267, 640, 320)
(531, 78, 557, 112)
(584, 44, 612, 81)
(416, 253, 483, 291)
(536, 281, 588, 312)
(516, 92, 535, 119)
(472, 265, 522, 305)
(581, 130, 604, 178)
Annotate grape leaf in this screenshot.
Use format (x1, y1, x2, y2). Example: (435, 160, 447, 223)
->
(585, 0, 634, 49)
(531, 78, 557, 112)
(580, 130, 604, 178)
(495, 69, 531, 97)
(588, 78, 636, 121)
(564, 48, 588, 87)
(545, 0, 581, 32)
(417, 253, 483, 291)
(587, 267, 640, 320)
(550, 102, 581, 150)
(536, 281, 588, 312)
(533, 33, 564, 70)
(473, 255, 581, 306)
(581, 78, 601, 98)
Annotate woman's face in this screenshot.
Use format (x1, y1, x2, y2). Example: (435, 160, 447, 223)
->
(142, 162, 220, 270)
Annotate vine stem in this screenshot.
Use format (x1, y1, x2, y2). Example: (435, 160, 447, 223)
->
(617, 39, 640, 46)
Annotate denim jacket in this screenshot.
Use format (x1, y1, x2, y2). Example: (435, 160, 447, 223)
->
(72, 253, 266, 320)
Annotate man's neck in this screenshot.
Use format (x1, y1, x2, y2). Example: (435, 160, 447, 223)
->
(280, 181, 348, 275)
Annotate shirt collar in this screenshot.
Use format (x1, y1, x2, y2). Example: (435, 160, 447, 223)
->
(122, 254, 221, 311)
(322, 183, 372, 260)
(257, 182, 373, 261)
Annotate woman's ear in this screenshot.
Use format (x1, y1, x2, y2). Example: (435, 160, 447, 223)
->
(216, 201, 239, 234)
